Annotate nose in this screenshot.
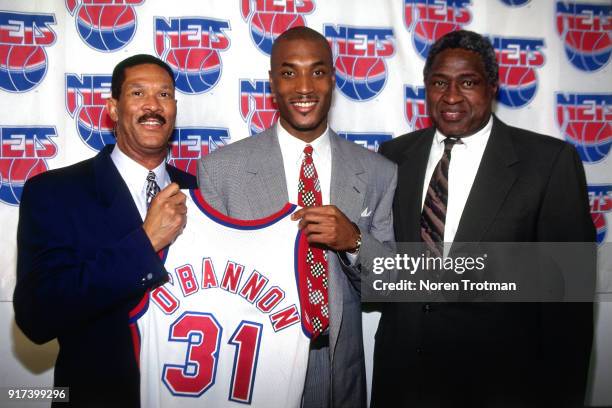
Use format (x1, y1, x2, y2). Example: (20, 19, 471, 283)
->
(295, 73, 314, 95)
(143, 94, 162, 112)
(442, 81, 463, 104)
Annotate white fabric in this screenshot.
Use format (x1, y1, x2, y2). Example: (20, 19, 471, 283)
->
(134, 190, 309, 408)
(421, 116, 492, 244)
(277, 122, 331, 206)
(110, 145, 170, 221)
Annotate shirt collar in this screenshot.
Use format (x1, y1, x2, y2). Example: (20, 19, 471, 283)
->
(110, 144, 169, 191)
(434, 115, 493, 149)
(276, 121, 331, 165)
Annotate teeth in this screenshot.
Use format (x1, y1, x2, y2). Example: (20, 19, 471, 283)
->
(141, 120, 161, 125)
(294, 101, 316, 108)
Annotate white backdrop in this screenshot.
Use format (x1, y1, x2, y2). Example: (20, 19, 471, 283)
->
(0, 0, 610, 406)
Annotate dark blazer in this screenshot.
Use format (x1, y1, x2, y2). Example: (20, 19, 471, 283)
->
(13, 144, 197, 408)
(372, 116, 595, 408)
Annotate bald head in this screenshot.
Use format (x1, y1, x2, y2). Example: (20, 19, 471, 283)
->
(271, 26, 333, 68)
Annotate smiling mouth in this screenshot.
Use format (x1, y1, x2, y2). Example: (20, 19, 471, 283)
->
(440, 110, 465, 121)
(291, 100, 317, 114)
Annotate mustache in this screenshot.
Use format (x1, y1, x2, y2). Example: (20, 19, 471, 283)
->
(138, 113, 166, 125)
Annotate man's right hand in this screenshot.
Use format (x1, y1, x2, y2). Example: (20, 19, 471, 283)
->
(143, 183, 187, 251)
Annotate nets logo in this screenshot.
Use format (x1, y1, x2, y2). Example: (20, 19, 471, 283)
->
(489, 36, 545, 108)
(499, 0, 530, 6)
(337, 132, 392, 152)
(404, 0, 472, 59)
(0, 126, 57, 206)
(168, 127, 230, 176)
(66, 73, 114, 152)
(556, 2, 611, 72)
(324, 24, 395, 101)
(241, 0, 315, 56)
(556, 93, 611, 163)
(588, 184, 612, 244)
(66, 0, 143, 52)
(405, 85, 432, 130)
(240, 79, 279, 135)
(155, 17, 230, 94)
(0, 11, 56, 93)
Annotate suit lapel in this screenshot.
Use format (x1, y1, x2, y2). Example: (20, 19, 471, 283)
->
(94, 145, 144, 239)
(397, 129, 434, 242)
(327, 131, 366, 359)
(454, 116, 519, 242)
(243, 128, 289, 217)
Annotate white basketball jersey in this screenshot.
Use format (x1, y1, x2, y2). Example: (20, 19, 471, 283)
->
(130, 190, 310, 408)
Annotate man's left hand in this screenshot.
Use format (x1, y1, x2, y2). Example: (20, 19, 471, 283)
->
(291, 205, 360, 252)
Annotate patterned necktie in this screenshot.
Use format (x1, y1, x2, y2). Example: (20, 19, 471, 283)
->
(420, 138, 461, 257)
(297, 145, 329, 339)
(146, 170, 160, 208)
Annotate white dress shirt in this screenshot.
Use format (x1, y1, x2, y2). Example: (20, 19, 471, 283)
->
(276, 122, 357, 261)
(111, 145, 170, 221)
(277, 122, 332, 206)
(421, 116, 493, 243)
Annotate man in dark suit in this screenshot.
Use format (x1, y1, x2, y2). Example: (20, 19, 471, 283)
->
(372, 30, 595, 407)
(13, 54, 196, 407)
(199, 27, 396, 408)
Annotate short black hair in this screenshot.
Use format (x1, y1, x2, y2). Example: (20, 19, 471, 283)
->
(111, 54, 175, 99)
(423, 30, 499, 87)
(270, 26, 333, 67)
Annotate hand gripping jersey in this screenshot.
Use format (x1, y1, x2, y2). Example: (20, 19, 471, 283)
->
(130, 190, 310, 408)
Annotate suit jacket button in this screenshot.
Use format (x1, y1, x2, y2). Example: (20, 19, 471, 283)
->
(423, 304, 431, 313)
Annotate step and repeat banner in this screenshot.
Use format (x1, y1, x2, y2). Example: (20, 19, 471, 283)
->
(1, 0, 610, 405)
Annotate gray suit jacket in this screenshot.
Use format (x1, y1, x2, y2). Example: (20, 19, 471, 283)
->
(198, 126, 397, 407)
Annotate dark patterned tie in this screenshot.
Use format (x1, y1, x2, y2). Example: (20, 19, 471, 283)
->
(420, 138, 461, 257)
(297, 145, 329, 339)
(146, 171, 160, 208)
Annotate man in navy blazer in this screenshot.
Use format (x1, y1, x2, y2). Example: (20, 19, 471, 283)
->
(14, 55, 196, 407)
(372, 31, 595, 407)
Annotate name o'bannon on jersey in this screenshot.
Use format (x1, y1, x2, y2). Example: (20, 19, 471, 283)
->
(151, 256, 302, 333)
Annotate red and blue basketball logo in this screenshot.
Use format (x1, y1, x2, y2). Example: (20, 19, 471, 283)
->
(0, 126, 57, 206)
(0, 12, 56, 93)
(556, 93, 611, 163)
(240, 0, 315, 56)
(66, 74, 114, 152)
(324, 25, 395, 101)
(404, 0, 472, 59)
(240, 79, 279, 136)
(490, 36, 545, 108)
(405, 85, 432, 130)
(66, 0, 143, 52)
(168, 127, 230, 176)
(337, 132, 392, 152)
(588, 184, 611, 244)
(499, 0, 530, 6)
(556, 2, 611, 72)
(155, 17, 230, 94)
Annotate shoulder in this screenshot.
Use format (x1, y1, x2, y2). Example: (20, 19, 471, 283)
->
(378, 127, 432, 163)
(203, 130, 274, 164)
(497, 118, 575, 161)
(23, 156, 95, 196)
(331, 132, 396, 176)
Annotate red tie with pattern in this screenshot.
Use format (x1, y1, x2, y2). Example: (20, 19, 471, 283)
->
(297, 144, 329, 339)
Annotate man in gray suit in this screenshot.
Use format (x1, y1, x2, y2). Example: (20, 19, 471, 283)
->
(198, 26, 396, 407)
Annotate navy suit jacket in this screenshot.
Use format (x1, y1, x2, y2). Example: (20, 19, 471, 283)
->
(373, 116, 595, 408)
(14, 145, 196, 407)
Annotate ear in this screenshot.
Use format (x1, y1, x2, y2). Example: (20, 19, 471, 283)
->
(330, 67, 336, 87)
(106, 97, 119, 122)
